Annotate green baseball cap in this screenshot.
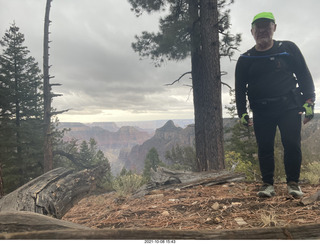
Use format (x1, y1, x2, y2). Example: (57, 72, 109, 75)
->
(252, 12, 275, 25)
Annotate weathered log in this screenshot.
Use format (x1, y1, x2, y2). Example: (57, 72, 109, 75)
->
(151, 167, 245, 187)
(0, 222, 320, 240)
(300, 190, 320, 205)
(0, 164, 108, 218)
(134, 167, 245, 197)
(0, 211, 90, 233)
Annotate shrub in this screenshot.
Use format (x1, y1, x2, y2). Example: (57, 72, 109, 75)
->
(225, 151, 259, 181)
(112, 173, 144, 197)
(300, 162, 320, 184)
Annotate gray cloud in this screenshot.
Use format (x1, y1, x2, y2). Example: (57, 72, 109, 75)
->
(0, 0, 319, 122)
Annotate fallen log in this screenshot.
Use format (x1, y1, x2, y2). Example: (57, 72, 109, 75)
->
(134, 167, 245, 197)
(0, 164, 108, 218)
(0, 211, 90, 233)
(151, 167, 245, 187)
(1, 222, 320, 240)
(300, 190, 320, 205)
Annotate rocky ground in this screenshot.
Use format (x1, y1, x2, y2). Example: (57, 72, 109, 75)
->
(63, 182, 320, 230)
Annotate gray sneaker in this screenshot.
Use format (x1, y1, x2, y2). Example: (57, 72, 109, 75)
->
(257, 183, 276, 197)
(287, 181, 303, 198)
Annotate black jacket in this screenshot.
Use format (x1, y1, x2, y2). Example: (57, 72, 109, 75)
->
(235, 40, 315, 117)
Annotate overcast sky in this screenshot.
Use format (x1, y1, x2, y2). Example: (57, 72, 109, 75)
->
(0, 0, 319, 123)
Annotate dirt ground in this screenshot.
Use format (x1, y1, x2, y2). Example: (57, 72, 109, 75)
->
(62, 182, 320, 230)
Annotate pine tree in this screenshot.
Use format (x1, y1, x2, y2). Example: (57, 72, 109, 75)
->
(128, 0, 241, 171)
(224, 89, 258, 168)
(0, 23, 44, 193)
(143, 147, 163, 181)
(165, 144, 197, 171)
(54, 137, 111, 172)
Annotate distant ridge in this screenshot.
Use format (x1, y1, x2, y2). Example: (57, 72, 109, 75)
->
(58, 115, 320, 175)
(123, 120, 194, 173)
(114, 119, 193, 131)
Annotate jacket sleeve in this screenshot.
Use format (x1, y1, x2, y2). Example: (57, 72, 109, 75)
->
(235, 57, 248, 117)
(288, 41, 315, 102)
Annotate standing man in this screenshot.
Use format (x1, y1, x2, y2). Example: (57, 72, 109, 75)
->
(235, 12, 315, 198)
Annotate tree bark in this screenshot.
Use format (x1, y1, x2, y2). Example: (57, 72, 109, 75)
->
(200, 0, 225, 170)
(190, 0, 225, 171)
(189, 0, 206, 172)
(0, 164, 108, 219)
(0, 211, 90, 233)
(133, 167, 245, 198)
(43, 0, 53, 173)
(0, 163, 3, 197)
(300, 190, 320, 205)
(1, 222, 320, 240)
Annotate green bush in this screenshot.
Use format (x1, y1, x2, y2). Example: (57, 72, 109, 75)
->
(225, 151, 259, 181)
(112, 173, 144, 197)
(300, 162, 320, 184)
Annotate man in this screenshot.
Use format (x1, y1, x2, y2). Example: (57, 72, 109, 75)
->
(235, 12, 315, 198)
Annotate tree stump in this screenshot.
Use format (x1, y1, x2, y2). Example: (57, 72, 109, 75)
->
(0, 164, 108, 218)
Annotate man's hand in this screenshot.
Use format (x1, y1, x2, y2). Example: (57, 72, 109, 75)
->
(240, 113, 253, 126)
(299, 99, 314, 124)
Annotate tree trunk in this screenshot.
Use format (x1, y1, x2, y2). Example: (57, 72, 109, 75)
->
(200, 0, 225, 170)
(189, 0, 206, 171)
(190, 0, 225, 171)
(43, 0, 53, 173)
(0, 164, 108, 219)
(1, 222, 320, 240)
(300, 190, 320, 205)
(0, 163, 3, 197)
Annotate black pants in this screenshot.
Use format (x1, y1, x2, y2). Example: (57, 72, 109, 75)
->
(253, 109, 302, 185)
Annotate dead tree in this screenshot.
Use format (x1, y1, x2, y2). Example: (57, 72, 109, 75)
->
(43, 0, 53, 172)
(0, 211, 91, 233)
(43, 0, 67, 172)
(0, 163, 3, 197)
(0, 164, 108, 219)
(133, 167, 245, 198)
(1, 220, 320, 239)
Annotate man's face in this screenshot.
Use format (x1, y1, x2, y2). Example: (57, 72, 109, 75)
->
(251, 20, 277, 45)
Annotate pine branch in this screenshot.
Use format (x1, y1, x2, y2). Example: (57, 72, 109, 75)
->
(50, 109, 69, 116)
(165, 71, 192, 86)
(50, 83, 62, 87)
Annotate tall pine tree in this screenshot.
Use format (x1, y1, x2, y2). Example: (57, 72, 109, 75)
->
(128, 0, 241, 171)
(0, 23, 44, 193)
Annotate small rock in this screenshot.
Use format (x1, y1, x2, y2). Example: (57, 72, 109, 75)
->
(211, 202, 219, 210)
(168, 199, 179, 202)
(214, 217, 222, 224)
(162, 211, 170, 216)
(235, 217, 247, 226)
(205, 217, 213, 224)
